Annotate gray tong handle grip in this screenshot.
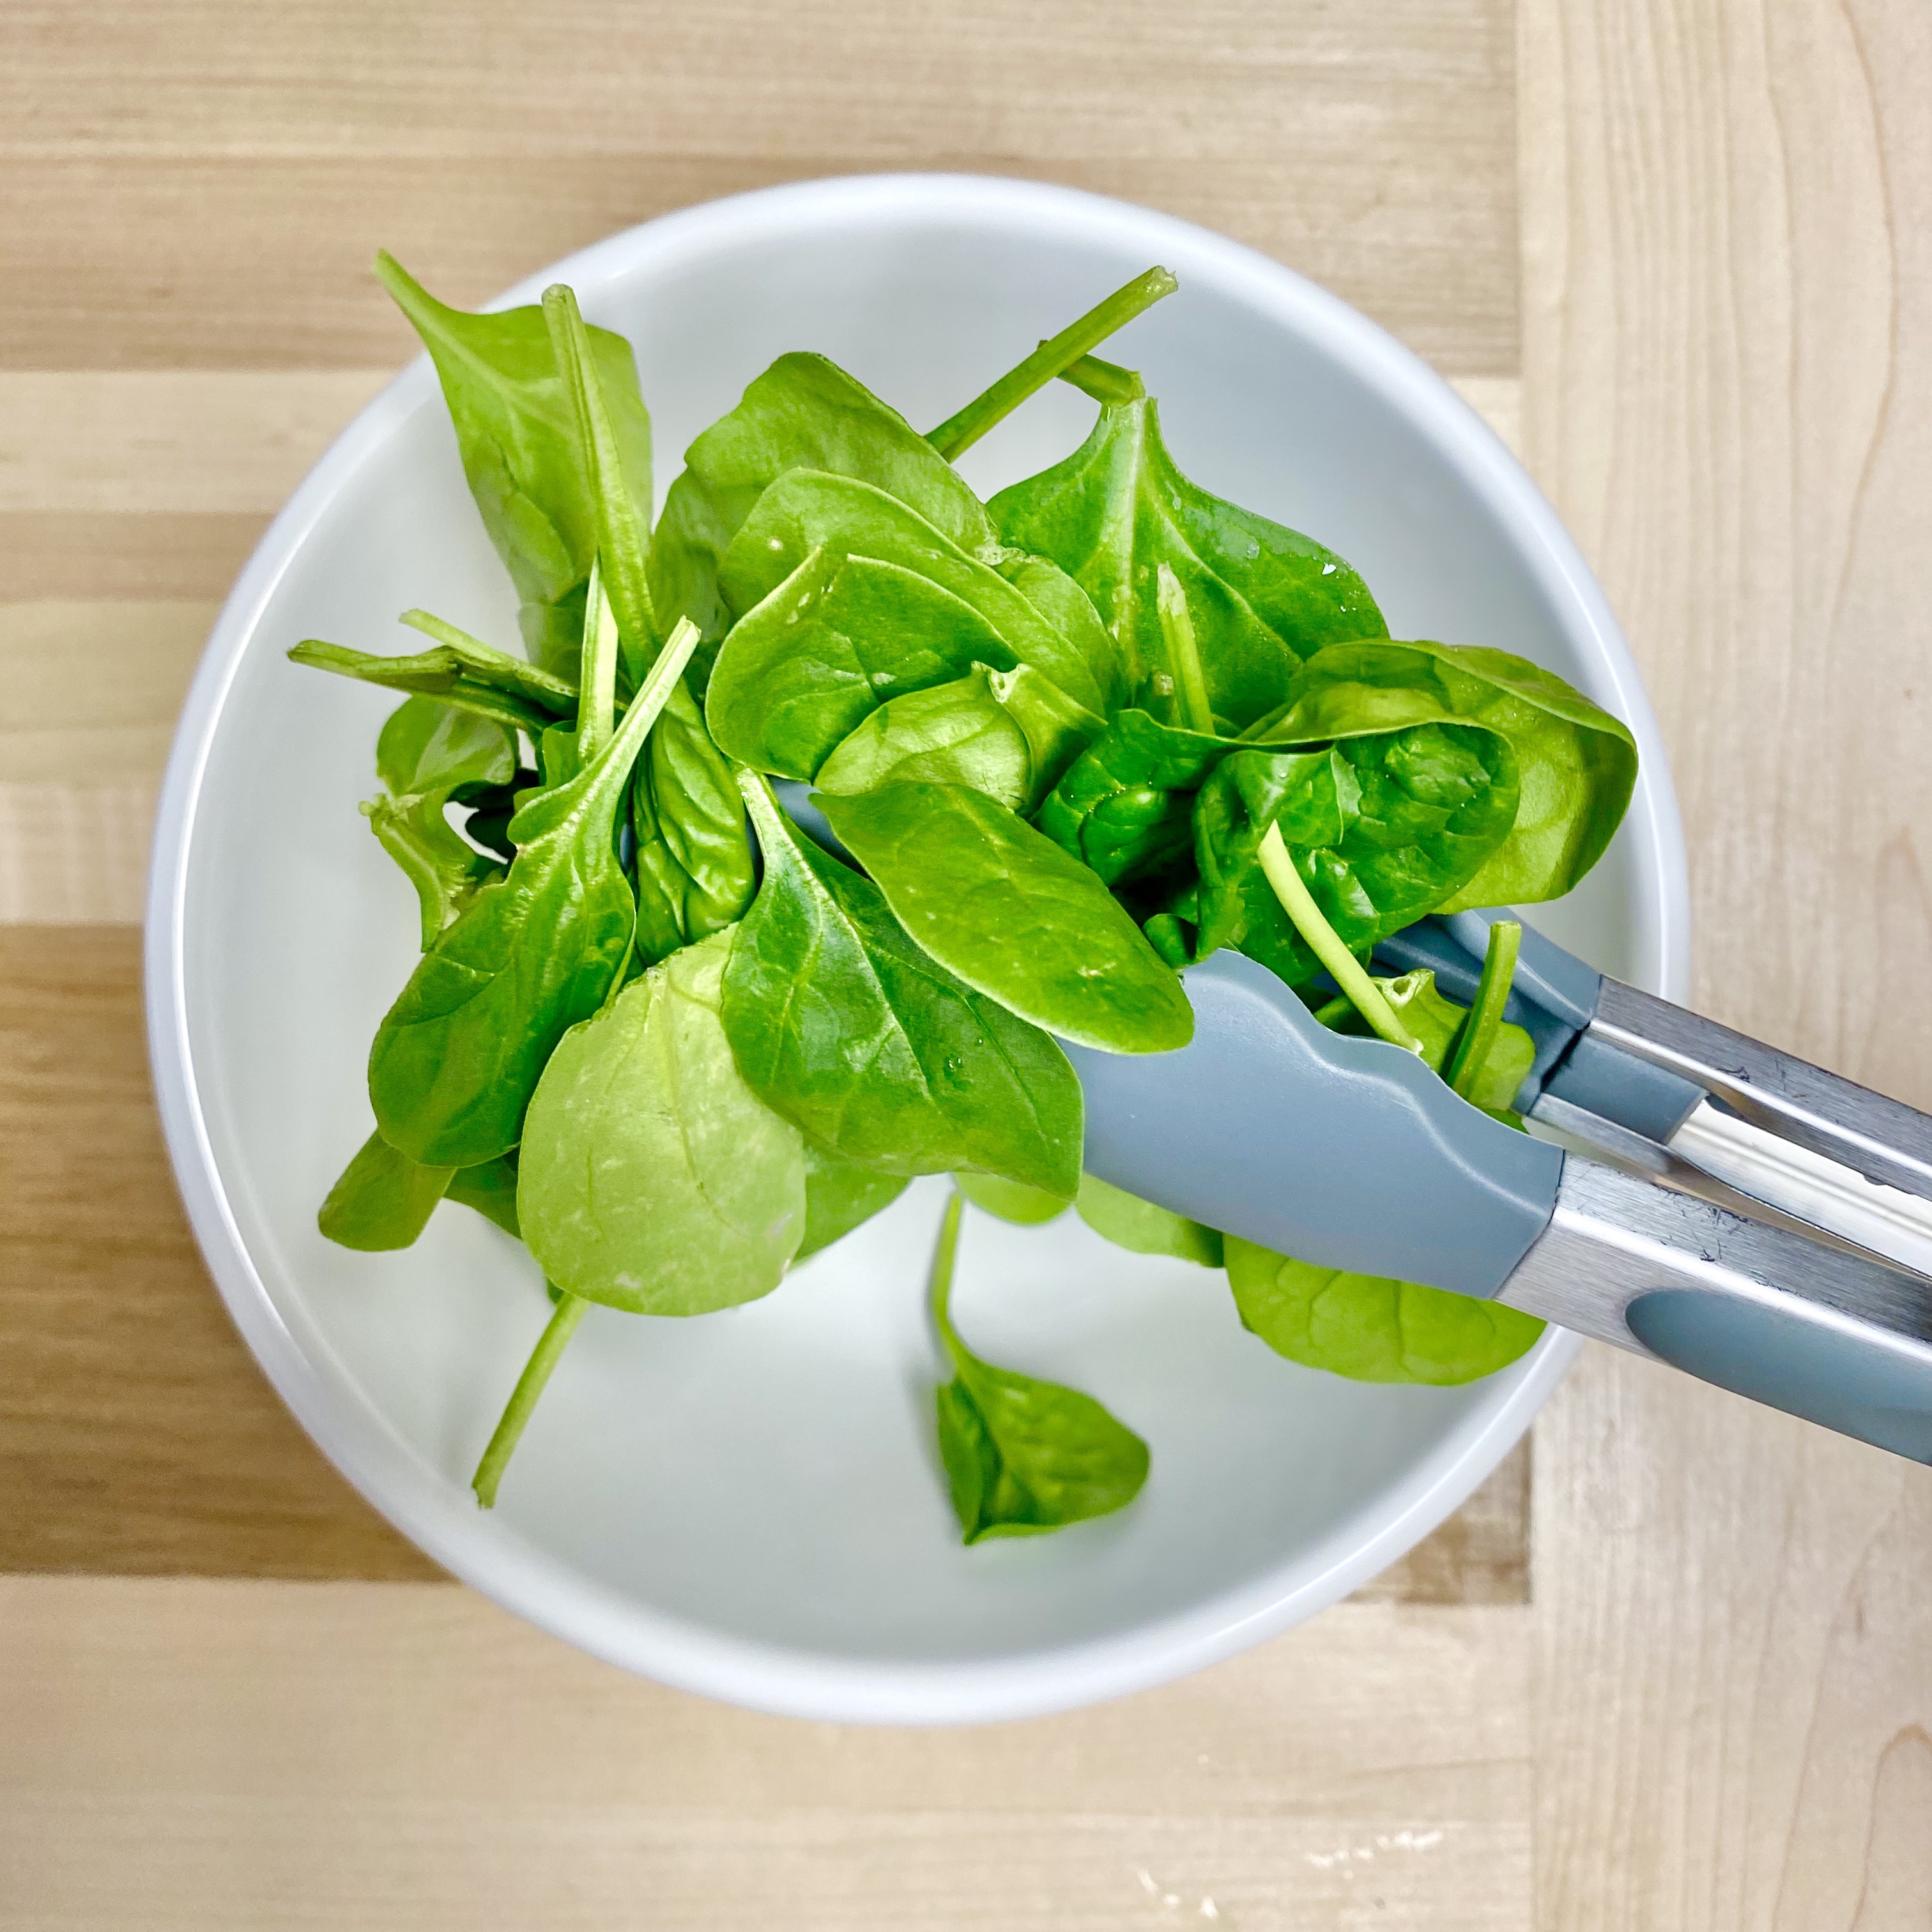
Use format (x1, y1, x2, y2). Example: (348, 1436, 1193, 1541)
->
(1499, 1160, 1932, 1463)
(1590, 979, 1932, 1200)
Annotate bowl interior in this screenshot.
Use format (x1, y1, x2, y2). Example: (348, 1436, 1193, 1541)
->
(163, 178, 1682, 1721)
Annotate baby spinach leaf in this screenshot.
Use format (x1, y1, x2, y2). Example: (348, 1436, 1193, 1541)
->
(992, 553, 1126, 716)
(376, 254, 652, 678)
(707, 548, 1020, 781)
(650, 352, 993, 653)
(719, 470, 1104, 711)
(797, 1144, 911, 1262)
(984, 662, 1106, 808)
(1254, 640, 1638, 905)
(445, 1155, 521, 1239)
(1075, 1172, 1223, 1266)
(928, 1193, 1150, 1543)
(318, 1130, 454, 1251)
(724, 774, 1084, 1195)
(1224, 1234, 1544, 1384)
(1186, 725, 1521, 986)
(1036, 709, 1236, 886)
(631, 682, 756, 966)
(362, 696, 517, 947)
(518, 926, 806, 1311)
(288, 632, 571, 737)
(953, 1172, 1071, 1225)
(988, 393, 1385, 729)
(815, 781, 1195, 1054)
(368, 620, 699, 1167)
(815, 668, 1032, 811)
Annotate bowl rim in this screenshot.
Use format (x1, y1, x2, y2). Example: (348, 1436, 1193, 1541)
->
(144, 171, 1691, 1724)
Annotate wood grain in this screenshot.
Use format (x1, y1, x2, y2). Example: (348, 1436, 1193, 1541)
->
(0, 923, 1524, 1599)
(0, 1580, 1533, 1931)
(1519, 0, 1932, 1922)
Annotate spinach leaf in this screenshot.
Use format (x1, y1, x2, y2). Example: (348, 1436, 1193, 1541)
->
(1224, 1234, 1544, 1384)
(445, 1156, 521, 1238)
(376, 254, 652, 678)
(368, 619, 698, 1166)
(318, 1130, 454, 1251)
(1075, 1172, 1223, 1266)
(953, 1172, 1071, 1225)
(984, 662, 1106, 808)
(815, 668, 1032, 811)
(928, 1193, 1149, 1543)
(518, 926, 806, 1311)
(717, 471, 1105, 711)
(815, 781, 1194, 1054)
(631, 682, 756, 965)
(724, 774, 1083, 1195)
(1253, 640, 1638, 905)
(797, 1144, 911, 1262)
(1036, 709, 1236, 887)
(288, 626, 574, 737)
(363, 696, 516, 947)
(650, 352, 992, 656)
(1183, 725, 1521, 985)
(988, 393, 1385, 729)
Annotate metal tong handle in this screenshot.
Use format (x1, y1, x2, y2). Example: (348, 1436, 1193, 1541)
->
(1591, 979, 1932, 1202)
(1498, 1158, 1932, 1463)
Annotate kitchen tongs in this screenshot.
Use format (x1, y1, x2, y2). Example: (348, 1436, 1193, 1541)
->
(1066, 913, 1932, 1464)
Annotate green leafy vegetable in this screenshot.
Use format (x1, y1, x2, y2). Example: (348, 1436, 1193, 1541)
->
(815, 668, 1032, 810)
(288, 625, 575, 736)
(376, 252, 652, 677)
(815, 781, 1194, 1054)
(367, 617, 699, 1166)
(928, 1193, 1149, 1543)
(650, 352, 992, 655)
(724, 774, 1083, 1194)
(517, 926, 806, 1311)
(1075, 1172, 1223, 1266)
(953, 1172, 1071, 1225)
(1252, 640, 1637, 906)
(361, 696, 516, 947)
(445, 1156, 521, 1238)
(989, 390, 1386, 729)
(983, 661, 1106, 807)
(318, 1130, 454, 1251)
(1224, 1234, 1544, 1384)
(797, 1144, 911, 1262)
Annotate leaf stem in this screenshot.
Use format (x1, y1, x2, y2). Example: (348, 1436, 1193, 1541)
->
(1156, 564, 1216, 734)
(1056, 350, 1144, 404)
(927, 1189, 966, 1359)
(471, 1289, 589, 1506)
(1256, 824, 1423, 1053)
(574, 560, 619, 762)
(924, 265, 1178, 460)
(1445, 919, 1522, 1098)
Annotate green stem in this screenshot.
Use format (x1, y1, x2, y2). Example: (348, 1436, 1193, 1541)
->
(924, 265, 1178, 460)
(1256, 824, 1423, 1053)
(1311, 992, 1358, 1031)
(1445, 919, 1522, 1099)
(471, 1290, 589, 1506)
(927, 1188, 966, 1359)
(1056, 349, 1144, 404)
(574, 560, 619, 762)
(1156, 564, 1216, 734)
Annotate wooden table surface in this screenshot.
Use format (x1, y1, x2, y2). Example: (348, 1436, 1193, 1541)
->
(3, 2, 1928, 1926)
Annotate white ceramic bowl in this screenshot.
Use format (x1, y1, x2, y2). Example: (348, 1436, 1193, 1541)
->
(148, 174, 1689, 1724)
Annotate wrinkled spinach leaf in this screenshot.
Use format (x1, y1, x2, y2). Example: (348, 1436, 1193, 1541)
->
(362, 696, 517, 948)
(368, 619, 698, 1166)
(1252, 640, 1638, 906)
(518, 926, 806, 1311)
(989, 392, 1385, 729)
(1224, 1234, 1544, 1384)
(1075, 1172, 1223, 1266)
(815, 781, 1194, 1054)
(815, 668, 1032, 811)
(376, 252, 652, 678)
(928, 1192, 1149, 1543)
(318, 1130, 454, 1251)
(724, 774, 1083, 1195)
